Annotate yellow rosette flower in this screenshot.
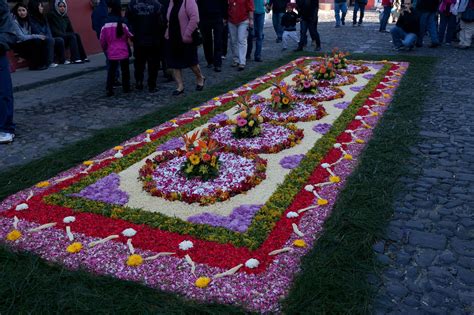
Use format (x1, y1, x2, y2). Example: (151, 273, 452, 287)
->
(317, 198, 328, 206)
(6, 229, 22, 241)
(36, 181, 50, 188)
(344, 154, 353, 160)
(127, 254, 144, 267)
(195, 277, 211, 288)
(293, 239, 306, 247)
(66, 242, 83, 253)
(248, 120, 255, 127)
(189, 154, 200, 165)
(83, 160, 94, 166)
(329, 176, 341, 183)
(281, 97, 290, 105)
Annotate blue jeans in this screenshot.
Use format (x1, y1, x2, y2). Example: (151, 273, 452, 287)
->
(298, 16, 321, 48)
(353, 2, 366, 25)
(272, 12, 284, 40)
(334, 2, 348, 26)
(0, 55, 15, 134)
(390, 26, 417, 48)
(379, 5, 392, 31)
(417, 12, 439, 45)
(247, 13, 265, 59)
(438, 13, 456, 43)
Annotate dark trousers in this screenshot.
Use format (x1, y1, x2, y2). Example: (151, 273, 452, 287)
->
(61, 33, 87, 61)
(46, 37, 65, 64)
(0, 55, 15, 133)
(246, 12, 265, 60)
(298, 14, 321, 48)
(353, 2, 366, 25)
(134, 45, 160, 88)
(222, 23, 229, 57)
(14, 39, 48, 69)
(200, 18, 224, 67)
(107, 58, 130, 93)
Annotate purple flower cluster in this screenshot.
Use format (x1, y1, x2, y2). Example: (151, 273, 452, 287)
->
(156, 137, 184, 151)
(363, 73, 375, 80)
(312, 123, 332, 134)
(279, 154, 305, 169)
(350, 86, 364, 92)
(187, 204, 263, 232)
(334, 101, 350, 110)
(209, 113, 229, 124)
(71, 173, 129, 205)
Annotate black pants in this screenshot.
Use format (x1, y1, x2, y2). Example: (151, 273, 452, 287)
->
(107, 59, 130, 93)
(61, 33, 87, 61)
(134, 45, 160, 88)
(200, 19, 224, 67)
(14, 39, 48, 69)
(222, 23, 229, 57)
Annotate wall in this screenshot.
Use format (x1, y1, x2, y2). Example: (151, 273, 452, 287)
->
(67, 0, 102, 54)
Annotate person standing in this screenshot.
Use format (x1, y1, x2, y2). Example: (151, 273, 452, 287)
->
(353, 0, 368, 26)
(0, 0, 16, 144)
(268, 0, 289, 42)
(295, 0, 321, 51)
(127, 0, 164, 92)
(197, 0, 227, 72)
(246, 0, 265, 62)
(438, 0, 457, 44)
(379, 0, 393, 32)
(281, 2, 299, 50)
(455, 0, 473, 49)
(228, 0, 254, 70)
(416, 0, 440, 47)
(334, 0, 348, 27)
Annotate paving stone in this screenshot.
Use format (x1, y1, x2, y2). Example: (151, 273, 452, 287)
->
(373, 241, 385, 253)
(414, 249, 438, 267)
(457, 267, 474, 286)
(409, 231, 447, 250)
(386, 282, 409, 299)
(458, 256, 474, 269)
(451, 238, 474, 257)
(438, 250, 457, 264)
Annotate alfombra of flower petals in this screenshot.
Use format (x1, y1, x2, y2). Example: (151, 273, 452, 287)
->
(187, 204, 263, 232)
(257, 101, 327, 123)
(339, 63, 370, 75)
(312, 123, 332, 134)
(279, 154, 305, 169)
(156, 137, 185, 151)
(209, 113, 229, 124)
(350, 86, 365, 92)
(71, 173, 129, 205)
(289, 86, 344, 102)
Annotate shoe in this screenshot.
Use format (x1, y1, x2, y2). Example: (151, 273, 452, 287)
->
(73, 59, 84, 64)
(281, 47, 287, 51)
(254, 57, 262, 62)
(106, 91, 114, 97)
(221, 55, 227, 59)
(314, 46, 321, 52)
(196, 77, 206, 91)
(341, 19, 345, 25)
(231, 61, 239, 67)
(49, 63, 58, 68)
(83, 58, 90, 62)
(428, 43, 440, 48)
(214, 66, 222, 72)
(207, 63, 213, 68)
(294, 46, 303, 52)
(135, 82, 144, 90)
(63, 60, 71, 65)
(172, 89, 184, 96)
(0, 132, 14, 144)
(238, 64, 245, 71)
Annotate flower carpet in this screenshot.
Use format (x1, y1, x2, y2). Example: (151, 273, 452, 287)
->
(0, 56, 408, 313)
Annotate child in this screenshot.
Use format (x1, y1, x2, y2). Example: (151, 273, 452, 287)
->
(281, 3, 299, 50)
(100, 0, 132, 96)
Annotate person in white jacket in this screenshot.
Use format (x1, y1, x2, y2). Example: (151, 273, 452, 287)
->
(452, 0, 473, 49)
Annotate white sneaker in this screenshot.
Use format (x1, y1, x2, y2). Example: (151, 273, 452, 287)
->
(64, 60, 71, 65)
(49, 63, 58, 68)
(0, 132, 14, 144)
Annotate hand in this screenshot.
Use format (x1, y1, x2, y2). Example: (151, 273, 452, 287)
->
(249, 19, 254, 28)
(39, 35, 46, 40)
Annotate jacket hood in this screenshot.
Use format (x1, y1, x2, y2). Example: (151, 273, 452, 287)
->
(54, 0, 68, 16)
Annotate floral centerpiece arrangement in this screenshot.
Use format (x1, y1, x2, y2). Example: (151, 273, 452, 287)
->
(269, 79, 296, 112)
(311, 59, 336, 81)
(231, 96, 264, 138)
(180, 131, 221, 181)
(292, 67, 319, 94)
(329, 48, 349, 70)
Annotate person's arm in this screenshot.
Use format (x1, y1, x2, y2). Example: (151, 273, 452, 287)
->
(248, 0, 255, 27)
(66, 16, 74, 33)
(183, 0, 199, 43)
(0, 0, 16, 53)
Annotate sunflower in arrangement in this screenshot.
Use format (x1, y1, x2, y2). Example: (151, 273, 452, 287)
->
(230, 96, 264, 138)
(181, 131, 221, 181)
(329, 48, 349, 70)
(269, 79, 296, 112)
(292, 67, 319, 94)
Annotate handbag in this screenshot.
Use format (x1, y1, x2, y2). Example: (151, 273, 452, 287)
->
(191, 28, 203, 46)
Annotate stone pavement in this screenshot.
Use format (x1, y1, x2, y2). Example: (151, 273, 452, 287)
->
(2, 10, 473, 314)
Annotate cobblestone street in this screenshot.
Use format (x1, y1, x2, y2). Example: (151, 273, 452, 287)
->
(1, 10, 473, 314)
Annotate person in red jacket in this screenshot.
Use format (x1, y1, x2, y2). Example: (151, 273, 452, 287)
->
(379, 0, 393, 32)
(228, 0, 254, 71)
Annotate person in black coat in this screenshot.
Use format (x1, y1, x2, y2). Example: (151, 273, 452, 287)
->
(390, 4, 420, 50)
(295, 0, 321, 51)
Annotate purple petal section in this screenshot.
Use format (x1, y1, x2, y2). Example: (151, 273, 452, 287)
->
(363, 73, 375, 80)
(156, 137, 184, 151)
(350, 86, 364, 92)
(71, 173, 129, 205)
(280, 154, 305, 169)
(312, 123, 332, 134)
(187, 204, 263, 233)
(209, 113, 229, 124)
(334, 101, 350, 109)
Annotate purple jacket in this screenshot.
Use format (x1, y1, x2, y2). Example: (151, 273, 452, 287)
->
(165, 0, 199, 44)
(100, 20, 133, 60)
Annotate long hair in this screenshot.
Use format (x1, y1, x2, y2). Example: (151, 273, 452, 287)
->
(107, 0, 124, 38)
(27, 0, 46, 24)
(11, 3, 29, 26)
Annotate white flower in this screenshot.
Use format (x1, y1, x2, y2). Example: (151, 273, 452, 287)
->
(363, 105, 369, 109)
(63, 216, 76, 224)
(321, 163, 330, 169)
(15, 203, 29, 211)
(333, 143, 342, 149)
(286, 211, 299, 218)
(122, 228, 137, 237)
(304, 185, 314, 192)
(215, 101, 222, 106)
(355, 115, 362, 120)
(245, 258, 260, 269)
(179, 240, 193, 250)
(114, 152, 123, 159)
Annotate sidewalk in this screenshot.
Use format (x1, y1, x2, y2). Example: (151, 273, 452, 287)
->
(11, 53, 106, 92)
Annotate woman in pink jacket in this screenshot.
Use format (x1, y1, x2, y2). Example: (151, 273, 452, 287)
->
(165, 0, 205, 95)
(100, 0, 133, 96)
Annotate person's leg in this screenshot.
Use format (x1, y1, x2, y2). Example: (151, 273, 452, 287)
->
(200, 20, 214, 66)
(45, 37, 55, 65)
(402, 33, 417, 48)
(213, 19, 224, 67)
(417, 12, 428, 46)
(427, 12, 440, 45)
(272, 11, 281, 41)
(353, 2, 360, 25)
(341, 3, 347, 24)
(276, 12, 284, 41)
(228, 22, 239, 65)
(282, 31, 289, 49)
(120, 58, 130, 92)
(309, 11, 321, 49)
(28, 39, 46, 69)
(134, 45, 146, 88)
(335, 3, 341, 26)
(438, 14, 448, 43)
(390, 25, 406, 48)
(54, 37, 65, 63)
(190, 63, 205, 86)
(173, 69, 184, 91)
(246, 24, 254, 59)
(63, 33, 80, 61)
(222, 23, 229, 57)
(0, 55, 15, 135)
(459, 20, 473, 47)
(74, 33, 88, 60)
(106, 60, 119, 95)
(445, 14, 457, 44)
(380, 5, 391, 31)
(254, 13, 264, 60)
(359, 4, 365, 24)
(297, 19, 308, 49)
(147, 46, 160, 91)
(237, 21, 249, 66)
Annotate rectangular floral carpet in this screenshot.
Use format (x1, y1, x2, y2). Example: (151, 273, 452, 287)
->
(0, 55, 408, 313)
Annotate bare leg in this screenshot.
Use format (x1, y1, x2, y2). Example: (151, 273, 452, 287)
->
(190, 64, 205, 86)
(173, 69, 184, 91)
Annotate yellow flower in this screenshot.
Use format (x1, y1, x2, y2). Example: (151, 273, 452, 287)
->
(6, 229, 21, 241)
(145, 129, 154, 134)
(371, 112, 379, 116)
(210, 155, 217, 167)
(248, 120, 255, 127)
(344, 154, 353, 160)
(258, 116, 264, 123)
(240, 111, 248, 118)
(356, 139, 365, 144)
(36, 181, 50, 188)
(293, 239, 306, 247)
(329, 176, 341, 183)
(363, 124, 371, 129)
(189, 154, 200, 165)
(127, 254, 144, 267)
(192, 107, 200, 111)
(213, 97, 220, 101)
(195, 277, 211, 288)
(114, 146, 124, 151)
(250, 107, 256, 115)
(282, 97, 290, 105)
(83, 160, 94, 166)
(66, 242, 83, 253)
(317, 198, 328, 206)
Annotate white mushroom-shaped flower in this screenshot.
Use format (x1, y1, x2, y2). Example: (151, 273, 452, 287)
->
(321, 163, 330, 169)
(286, 211, 299, 219)
(63, 216, 76, 224)
(179, 240, 194, 250)
(122, 228, 137, 237)
(15, 203, 29, 211)
(304, 185, 314, 192)
(245, 258, 260, 269)
(355, 115, 363, 120)
(333, 143, 342, 149)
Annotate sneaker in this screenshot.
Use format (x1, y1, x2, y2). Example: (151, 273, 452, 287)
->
(0, 132, 14, 144)
(231, 61, 239, 67)
(221, 55, 227, 59)
(63, 60, 71, 65)
(83, 58, 90, 63)
(49, 63, 58, 68)
(238, 64, 245, 71)
(73, 59, 84, 64)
